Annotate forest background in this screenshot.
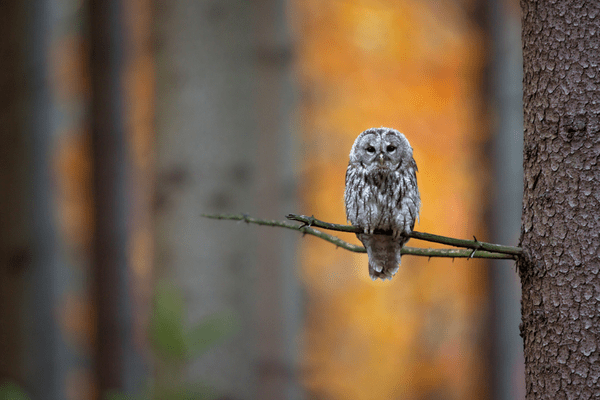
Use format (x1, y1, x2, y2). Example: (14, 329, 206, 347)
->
(0, 0, 525, 399)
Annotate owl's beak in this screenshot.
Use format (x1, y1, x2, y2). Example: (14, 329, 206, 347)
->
(378, 154, 385, 166)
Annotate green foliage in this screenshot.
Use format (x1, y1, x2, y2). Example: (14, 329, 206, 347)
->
(103, 390, 134, 400)
(0, 381, 30, 400)
(146, 280, 240, 399)
(186, 309, 239, 358)
(149, 281, 188, 360)
(149, 281, 240, 361)
(151, 384, 216, 400)
(106, 280, 240, 399)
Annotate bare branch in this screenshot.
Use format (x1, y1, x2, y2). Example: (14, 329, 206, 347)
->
(202, 213, 518, 260)
(286, 214, 522, 256)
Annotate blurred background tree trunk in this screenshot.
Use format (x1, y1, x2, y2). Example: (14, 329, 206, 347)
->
(519, 1, 600, 398)
(487, 0, 525, 398)
(0, 0, 153, 399)
(153, 0, 300, 399)
(0, 0, 29, 391)
(1, 0, 530, 399)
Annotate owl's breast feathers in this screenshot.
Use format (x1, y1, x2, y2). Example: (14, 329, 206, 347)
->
(345, 164, 406, 230)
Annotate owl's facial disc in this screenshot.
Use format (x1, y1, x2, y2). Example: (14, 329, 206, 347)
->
(382, 134, 405, 168)
(358, 134, 380, 165)
(351, 129, 412, 173)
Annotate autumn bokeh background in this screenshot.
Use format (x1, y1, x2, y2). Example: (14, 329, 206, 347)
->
(0, 0, 524, 399)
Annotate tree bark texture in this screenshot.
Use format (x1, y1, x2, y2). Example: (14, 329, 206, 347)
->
(520, 1, 600, 399)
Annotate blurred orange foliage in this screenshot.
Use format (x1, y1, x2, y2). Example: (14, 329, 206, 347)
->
(292, 0, 491, 398)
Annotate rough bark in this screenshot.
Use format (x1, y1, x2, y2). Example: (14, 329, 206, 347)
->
(519, 1, 600, 399)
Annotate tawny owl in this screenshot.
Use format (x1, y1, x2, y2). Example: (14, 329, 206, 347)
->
(344, 127, 420, 280)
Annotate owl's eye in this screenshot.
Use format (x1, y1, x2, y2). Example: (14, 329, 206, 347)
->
(386, 145, 396, 152)
(366, 146, 376, 154)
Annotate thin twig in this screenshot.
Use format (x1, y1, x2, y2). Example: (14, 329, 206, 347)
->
(202, 213, 518, 260)
(286, 214, 522, 256)
(202, 213, 364, 252)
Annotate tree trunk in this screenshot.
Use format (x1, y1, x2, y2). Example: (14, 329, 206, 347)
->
(154, 1, 299, 398)
(519, 1, 600, 399)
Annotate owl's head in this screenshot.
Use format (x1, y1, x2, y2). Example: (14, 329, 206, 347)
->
(349, 127, 415, 172)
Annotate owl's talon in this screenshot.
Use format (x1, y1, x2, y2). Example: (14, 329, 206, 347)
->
(297, 215, 316, 229)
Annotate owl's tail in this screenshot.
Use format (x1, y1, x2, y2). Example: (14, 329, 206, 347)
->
(358, 234, 404, 281)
